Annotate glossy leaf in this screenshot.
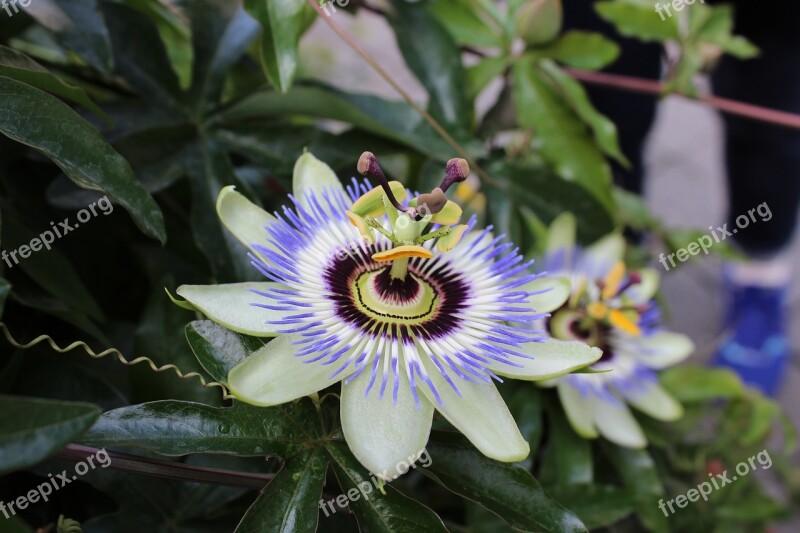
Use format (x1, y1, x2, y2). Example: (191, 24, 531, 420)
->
(601, 444, 667, 533)
(512, 56, 614, 211)
(245, 0, 311, 93)
(388, 0, 471, 130)
(424, 431, 588, 532)
(186, 319, 263, 384)
(236, 448, 327, 533)
(545, 485, 635, 529)
(0, 45, 109, 121)
(81, 399, 319, 457)
(537, 31, 620, 70)
(0, 395, 101, 475)
(540, 401, 593, 486)
(427, 0, 505, 49)
(0, 76, 166, 242)
(25, 0, 114, 73)
(660, 365, 744, 403)
(327, 441, 449, 532)
(595, 1, 679, 42)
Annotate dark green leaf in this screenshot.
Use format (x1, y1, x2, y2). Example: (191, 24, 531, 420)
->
(186, 319, 262, 384)
(388, 0, 471, 131)
(427, 0, 505, 49)
(0, 76, 166, 242)
(537, 31, 620, 70)
(507, 387, 544, 469)
(245, 0, 311, 93)
(25, 0, 114, 73)
(80, 399, 319, 457)
(601, 444, 667, 533)
(540, 401, 593, 486)
(236, 448, 327, 533)
(512, 56, 614, 211)
(0, 277, 9, 317)
(466, 56, 509, 98)
(9, 288, 109, 345)
(327, 441, 448, 532)
(0, 395, 100, 475)
(187, 0, 260, 107)
(0, 45, 109, 121)
(425, 431, 587, 532)
(545, 485, 634, 529)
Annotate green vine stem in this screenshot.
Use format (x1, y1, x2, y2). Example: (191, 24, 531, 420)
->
(0, 323, 234, 400)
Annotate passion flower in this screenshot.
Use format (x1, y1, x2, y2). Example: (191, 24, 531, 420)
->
(538, 213, 695, 448)
(176, 152, 601, 478)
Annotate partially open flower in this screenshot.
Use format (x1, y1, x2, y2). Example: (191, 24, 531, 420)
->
(536, 213, 695, 448)
(176, 152, 601, 478)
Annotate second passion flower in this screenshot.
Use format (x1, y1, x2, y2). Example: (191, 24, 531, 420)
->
(176, 152, 601, 478)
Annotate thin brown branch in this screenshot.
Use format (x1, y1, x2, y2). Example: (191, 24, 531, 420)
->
(566, 68, 800, 131)
(56, 444, 273, 490)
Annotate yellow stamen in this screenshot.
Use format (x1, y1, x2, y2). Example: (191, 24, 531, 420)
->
(587, 302, 608, 320)
(602, 262, 626, 300)
(437, 224, 469, 252)
(608, 309, 642, 336)
(372, 245, 433, 262)
(345, 210, 375, 244)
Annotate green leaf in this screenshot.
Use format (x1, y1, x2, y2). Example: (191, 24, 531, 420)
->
(536, 30, 621, 71)
(25, 0, 114, 73)
(425, 431, 588, 532)
(187, 0, 260, 108)
(326, 441, 449, 532)
(537, 59, 629, 166)
(183, 140, 260, 282)
(388, 0, 471, 130)
(694, 5, 758, 59)
(601, 444, 666, 533)
(545, 485, 634, 529)
(427, 0, 505, 49)
(236, 448, 327, 533)
(467, 56, 509, 99)
(2, 216, 104, 321)
(245, 0, 311, 93)
(512, 56, 614, 211)
(80, 400, 319, 457)
(595, 1, 680, 42)
(540, 401, 593, 486)
(0, 76, 166, 242)
(0, 395, 101, 475)
(102, 2, 184, 113)
(220, 85, 472, 161)
(186, 320, 263, 384)
(660, 365, 744, 403)
(507, 388, 544, 470)
(0, 45, 109, 121)
(0, 278, 9, 317)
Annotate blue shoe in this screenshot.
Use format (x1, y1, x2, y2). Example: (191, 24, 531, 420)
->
(712, 283, 791, 396)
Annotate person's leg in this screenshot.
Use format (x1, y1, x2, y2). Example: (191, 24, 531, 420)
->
(710, 0, 800, 395)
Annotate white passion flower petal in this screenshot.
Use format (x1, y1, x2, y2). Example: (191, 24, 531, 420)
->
(292, 151, 344, 212)
(176, 282, 290, 337)
(589, 397, 647, 449)
(622, 382, 683, 421)
(228, 333, 357, 406)
(624, 268, 660, 306)
(341, 368, 434, 481)
(634, 332, 695, 369)
(487, 339, 602, 381)
(418, 357, 529, 462)
(582, 233, 626, 272)
(216, 186, 280, 262)
(525, 276, 572, 313)
(557, 383, 598, 438)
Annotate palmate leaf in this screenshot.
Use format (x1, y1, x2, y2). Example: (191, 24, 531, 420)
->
(0, 76, 166, 243)
(511, 55, 614, 212)
(424, 432, 588, 532)
(236, 448, 327, 533)
(0, 395, 101, 475)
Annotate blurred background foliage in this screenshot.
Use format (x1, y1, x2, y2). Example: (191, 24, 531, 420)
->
(0, 0, 795, 531)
